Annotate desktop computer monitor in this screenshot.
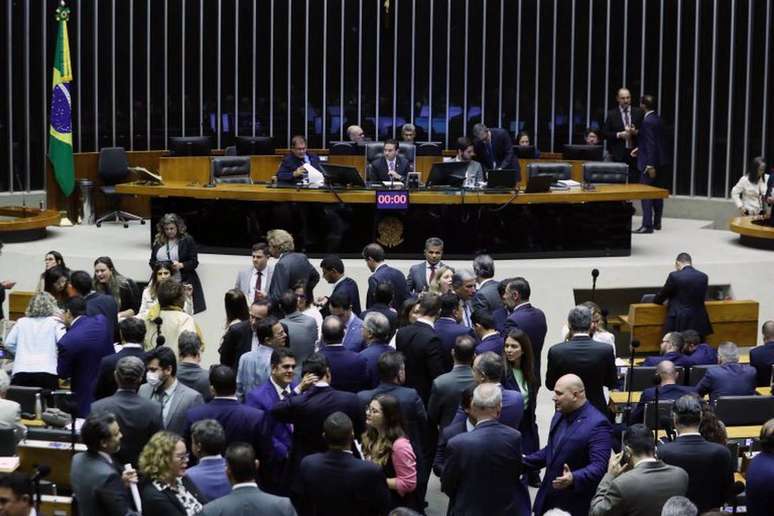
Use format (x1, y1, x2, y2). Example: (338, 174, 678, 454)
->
(562, 144, 604, 161)
(514, 145, 537, 159)
(426, 161, 468, 187)
(235, 136, 275, 155)
(168, 136, 212, 157)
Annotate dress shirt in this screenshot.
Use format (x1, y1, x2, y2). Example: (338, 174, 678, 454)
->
(155, 379, 180, 423)
(248, 267, 269, 302)
(232, 482, 259, 491)
(465, 418, 475, 432)
(553, 405, 583, 447)
(461, 302, 473, 328)
(416, 317, 435, 329)
(270, 377, 292, 399)
(620, 107, 633, 148)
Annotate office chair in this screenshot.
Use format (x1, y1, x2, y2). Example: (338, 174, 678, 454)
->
(714, 395, 774, 426)
(211, 157, 252, 184)
(526, 162, 571, 182)
(582, 162, 629, 184)
(95, 147, 145, 228)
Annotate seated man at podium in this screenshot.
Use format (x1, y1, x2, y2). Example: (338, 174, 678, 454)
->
(454, 137, 484, 188)
(371, 139, 410, 182)
(276, 135, 322, 184)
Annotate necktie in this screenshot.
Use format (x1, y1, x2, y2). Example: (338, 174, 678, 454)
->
(429, 263, 437, 283)
(624, 109, 632, 149)
(487, 142, 495, 168)
(156, 391, 168, 421)
(254, 271, 263, 303)
(282, 389, 290, 399)
(389, 160, 395, 172)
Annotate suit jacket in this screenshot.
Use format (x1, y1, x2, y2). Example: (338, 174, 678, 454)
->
(139, 380, 204, 435)
(341, 314, 366, 352)
(657, 434, 735, 512)
(269, 252, 320, 304)
(324, 277, 362, 317)
(359, 342, 393, 388)
(745, 451, 774, 516)
(90, 389, 164, 467)
(434, 318, 475, 372)
(472, 279, 502, 314)
(546, 335, 617, 418)
(245, 380, 294, 460)
(360, 304, 398, 333)
(71, 451, 133, 516)
(590, 461, 689, 516)
(427, 365, 476, 430)
(185, 456, 232, 501)
(234, 264, 275, 302)
(84, 292, 119, 341)
(406, 261, 445, 294)
(320, 345, 369, 393)
(473, 128, 521, 181)
(450, 387, 524, 432)
(149, 235, 206, 313)
(475, 332, 505, 355)
(139, 476, 207, 516)
(504, 303, 548, 383)
(642, 351, 691, 367)
(750, 341, 774, 386)
(525, 402, 613, 516)
(276, 152, 323, 184)
(293, 450, 391, 516)
(441, 419, 530, 516)
(696, 362, 757, 401)
(94, 345, 147, 400)
(369, 155, 410, 182)
(271, 385, 365, 475)
(432, 418, 468, 477)
(218, 320, 253, 370)
(653, 266, 712, 337)
(281, 312, 319, 370)
(684, 342, 718, 366)
(177, 362, 213, 401)
(396, 321, 446, 405)
(630, 384, 697, 424)
(201, 484, 296, 516)
(601, 105, 645, 163)
(57, 314, 115, 417)
(636, 111, 670, 173)
(366, 264, 409, 310)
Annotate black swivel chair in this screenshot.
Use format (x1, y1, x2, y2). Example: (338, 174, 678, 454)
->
(687, 364, 717, 386)
(0, 428, 16, 456)
(365, 142, 386, 182)
(415, 142, 444, 156)
(526, 162, 571, 182)
(714, 395, 774, 426)
(624, 366, 685, 391)
(211, 157, 252, 184)
(582, 162, 629, 184)
(95, 147, 145, 228)
(6, 386, 44, 418)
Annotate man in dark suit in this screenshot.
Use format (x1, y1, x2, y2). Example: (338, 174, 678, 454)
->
(292, 412, 391, 516)
(94, 317, 148, 400)
(657, 395, 734, 512)
(681, 329, 718, 366)
(642, 331, 691, 367)
(525, 374, 613, 516)
(472, 254, 502, 313)
(751, 320, 774, 386)
(177, 331, 212, 401)
(601, 87, 645, 182)
(467, 351, 523, 430)
(70, 270, 119, 340)
(471, 123, 521, 182)
(653, 253, 713, 338)
(452, 269, 477, 329)
(435, 293, 476, 371)
(492, 278, 515, 334)
(267, 229, 320, 305)
(428, 335, 477, 431)
(746, 419, 774, 516)
(358, 312, 394, 388)
(696, 341, 757, 401)
(90, 356, 163, 467)
(271, 353, 365, 476)
(432, 386, 474, 477)
(630, 360, 696, 423)
(327, 292, 366, 353)
(276, 135, 323, 184)
(360, 282, 398, 332)
(278, 290, 318, 368)
(317, 255, 361, 317)
(395, 292, 446, 406)
(472, 310, 505, 355)
(546, 305, 617, 419)
(186, 419, 231, 501)
(369, 138, 410, 182)
(58, 296, 115, 417)
(219, 301, 265, 370)
(406, 237, 445, 294)
(363, 243, 409, 310)
(503, 277, 548, 383)
(633, 94, 669, 233)
(319, 316, 369, 393)
(441, 383, 531, 516)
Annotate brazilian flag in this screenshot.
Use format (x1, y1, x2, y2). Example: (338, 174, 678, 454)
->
(48, 3, 74, 197)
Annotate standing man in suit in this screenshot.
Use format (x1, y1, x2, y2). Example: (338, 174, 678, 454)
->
(234, 243, 274, 304)
(370, 139, 410, 182)
(696, 341, 757, 401)
(590, 424, 689, 516)
(433, 386, 475, 477)
(472, 254, 501, 313)
(363, 243, 409, 310)
(267, 229, 320, 305)
(236, 316, 286, 398)
(466, 351, 524, 431)
(57, 296, 114, 417)
(200, 442, 296, 516)
(452, 269, 477, 328)
(91, 356, 163, 467)
(658, 395, 735, 512)
(602, 88, 644, 183)
(472, 310, 505, 355)
(292, 412, 391, 516)
(406, 237, 445, 295)
(317, 255, 361, 317)
(395, 292, 446, 406)
(176, 331, 212, 401)
(632, 94, 669, 233)
(70, 270, 119, 341)
(428, 335, 477, 431)
(471, 123, 521, 182)
(746, 418, 774, 516)
(186, 419, 231, 501)
(327, 292, 366, 352)
(525, 374, 613, 516)
(94, 317, 147, 400)
(503, 277, 548, 384)
(319, 316, 369, 393)
(360, 282, 398, 332)
(278, 290, 318, 367)
(546, 305, 617, 419)
(653, 253, 713, 338)
(138, 346, 204, 435)
(435, 293, 476, 371)
(276, 135, 323, 184)
(441, 383, 531, 516)
(750, 320, 774, 386)
(359, 312, 394, 388)
(630, 360, 696, 423)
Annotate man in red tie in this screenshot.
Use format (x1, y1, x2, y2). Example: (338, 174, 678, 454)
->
(406, 237, 445, 295)
(235, 243, 275, 304)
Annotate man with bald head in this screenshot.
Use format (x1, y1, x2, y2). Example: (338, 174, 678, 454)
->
(630, 360, 696, 423)
(346, 125, 367, 144)
(750, 320, 774, 386)
(525, 374, 613, 516)
(602, 88, 644, 181)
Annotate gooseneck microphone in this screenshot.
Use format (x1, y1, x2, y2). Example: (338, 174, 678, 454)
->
(591, 268, 600, 301)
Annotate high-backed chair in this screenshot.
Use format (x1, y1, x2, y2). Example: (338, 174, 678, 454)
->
(399, 142, 416, 165)
(714, 395, 774, 426)
(95, 147, 145, 228)
(582, 162, 629, 184)
(687, 364, 717, 386)
(625, 366, 685, 391)
(415, 142, 443, 156)
(526, 162, 571, 182)
(365, 142, 385, 182)
(642, 399, 676, 432)
(329, 141, 361, 155)
(6, 385, 44, 417)
(0, 428, 16, 456)
(211, 156, 252, 184)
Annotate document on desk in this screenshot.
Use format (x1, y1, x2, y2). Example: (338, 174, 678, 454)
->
(303, 163, 325, 187)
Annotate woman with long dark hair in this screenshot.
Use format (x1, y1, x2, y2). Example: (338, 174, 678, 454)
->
(138, 261, 193, 319)
(93, 256, 140, 319)
(731, 156, 768, 216)
(42, 266, 70, 307)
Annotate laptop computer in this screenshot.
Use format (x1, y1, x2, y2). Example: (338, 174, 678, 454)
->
(485, 168, 519, 189)
(523, 175, 554, 193)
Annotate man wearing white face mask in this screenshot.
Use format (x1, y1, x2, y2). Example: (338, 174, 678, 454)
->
(139, 346, 204, 435)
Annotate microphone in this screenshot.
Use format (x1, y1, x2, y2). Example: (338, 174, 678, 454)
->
(30, 465, 51, 482)
(591, 268, 600, 279)
(591, 269, 600, 301)
(630, 339, 641, 350)
(153, 317, 166, 347)
(152, 317, 163, 326)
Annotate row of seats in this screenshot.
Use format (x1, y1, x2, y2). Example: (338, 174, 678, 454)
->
(639, 395, 774, 428)
(623, 364, 773, 391)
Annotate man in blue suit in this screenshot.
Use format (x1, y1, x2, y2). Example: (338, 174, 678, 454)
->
(472, 310, 505, 355)
(328, 292, 366, 353)
(57, 296, 114, 417)
(471, 123, 521, 182)
(682, 329, 718, 366)
(360, 282, 399, 332)
(696, 341, 757, 401)
(633, 94, 669, 233)
(504, 277, 547, 383)
(369, 139, 410, 182)
(441, 383, 530, 515)
(630, 360, 696, 423)
(358, 312, 394, 388)
(745, 418, 774, 516)
(525, 374, 613, 516)
(70, 270, 119, 341)
(406, 237, 445, 295)
(435, 293, 476, 371)
(276, 135, 323, 184)
(362, 243, 409, 310)
(642, 332, 691, 367)
(317, 255, 361, 317)
(432, 386, 474, 477)
(319, 316, 369, 393)
(653, 253, 713, 338)
(750, 320, 774, 386)
(186, 419, 231, 501)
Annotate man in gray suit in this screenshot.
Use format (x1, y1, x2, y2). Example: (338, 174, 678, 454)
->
(406, 236, 445, 294)
(453, 269, 478, 328)
(235, 242, 274, 304)
(176, 331, 212, 401)
(139, 346, 204, 435)
(90, 356, 163, 467)
(427, 335, 477, 430)
(590, 424, 689, 516)
(278, 290, 318, 374)
(200, 442, 296, 516)
(472, 254, 502, 313)
(267, 229, 320, 304)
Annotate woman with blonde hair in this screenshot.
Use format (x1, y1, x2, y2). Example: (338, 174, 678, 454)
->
(561, 300, 615, 348)
(427, 265, 455, 295)
(138, 431, 207, 515)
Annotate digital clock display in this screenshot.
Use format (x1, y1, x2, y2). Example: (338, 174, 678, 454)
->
(375, 190, 410, 210)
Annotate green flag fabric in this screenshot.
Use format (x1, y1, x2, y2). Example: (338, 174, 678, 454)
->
(48, 3, 74, 197)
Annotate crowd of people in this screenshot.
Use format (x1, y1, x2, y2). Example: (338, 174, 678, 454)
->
(1, 218, 773, 516)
